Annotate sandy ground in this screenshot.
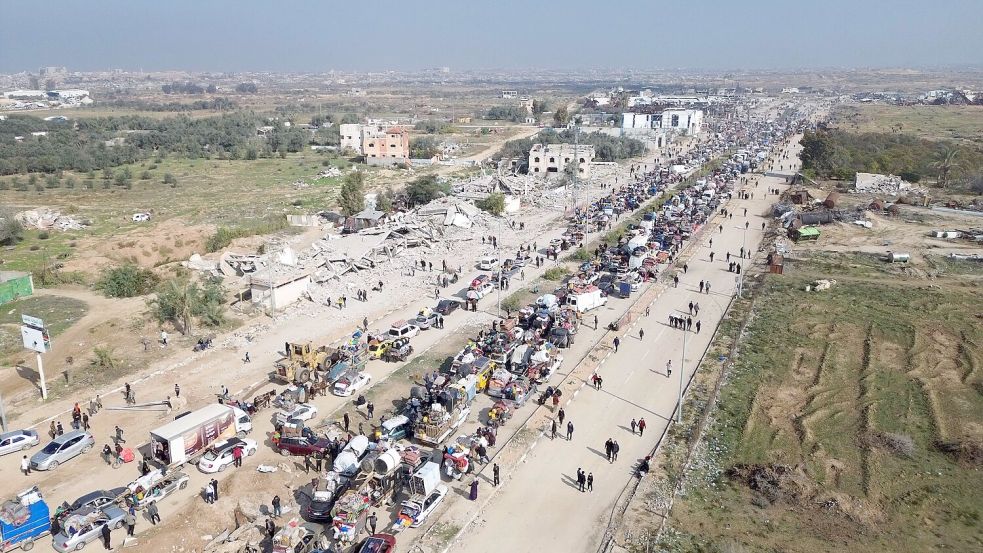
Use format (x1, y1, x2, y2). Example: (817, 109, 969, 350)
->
(0, 100, 800, 553)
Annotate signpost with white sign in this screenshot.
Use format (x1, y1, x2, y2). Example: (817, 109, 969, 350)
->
(20, 314, 50, 400)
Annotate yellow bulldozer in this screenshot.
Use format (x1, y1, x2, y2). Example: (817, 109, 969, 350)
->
(275, 342, 332, 384)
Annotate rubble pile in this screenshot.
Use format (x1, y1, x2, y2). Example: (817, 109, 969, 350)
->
(14, 207, 89, 231)
(853, 172, 926, 196)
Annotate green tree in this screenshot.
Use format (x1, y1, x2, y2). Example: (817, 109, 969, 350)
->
(28, 174, 38, 187)
(405, 175, 450, 206)
(65, 176, 77, 189)
(409, 136, 440, 159)
(378, 186, 395, 213)
(476, 192, 506, 216)
(933, 147, 959, 189)
(532, 99, 548, 115)
(45, 174, 60, 189)
(0, 207, 24, 245)
(11, 176, 23, 191)
(553, 105, 570, 127)
(339, 171, 365, 216)
(149, 277, 226, 335)
(163, 173, 177, 185)
(140, 170, 152, 180)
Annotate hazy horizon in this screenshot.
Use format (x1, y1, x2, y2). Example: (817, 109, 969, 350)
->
(2, 0, 981, 74)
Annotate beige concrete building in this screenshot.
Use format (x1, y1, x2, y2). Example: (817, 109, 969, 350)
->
(363, 127, 409, 165)
(528, 143, 595, 177)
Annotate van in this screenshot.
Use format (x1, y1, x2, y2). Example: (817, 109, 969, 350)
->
(477, 256, 499, 270)
(565, 288, 607, 313)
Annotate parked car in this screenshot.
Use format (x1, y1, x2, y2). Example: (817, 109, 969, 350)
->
(0, 429, 40, 456)
(388, 321, 420, 340)
(51, 505, 126, 552)
(198, 437, 257, 473)
(275, 436, 331, 457)
(131, 213, 151, 222)
(434, 299, 461, 316)
(357, 534, 396, 553)
(332, 372, 371, 397)
(67, 488, 127, 512)
(30, 430, 94, 471)
(275, 403, 318, 426)
(125, 470, 190, 510)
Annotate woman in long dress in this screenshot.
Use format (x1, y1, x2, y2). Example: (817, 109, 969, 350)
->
(469, 478, 479, 501)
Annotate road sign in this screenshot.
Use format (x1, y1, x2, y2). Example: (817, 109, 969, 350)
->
(21, 314, 44, 328)
(21, 325, 51, 353)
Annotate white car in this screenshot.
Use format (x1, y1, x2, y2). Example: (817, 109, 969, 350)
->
(388, 321, 421, 339)
(471, 282, 495, 299)
(132, 212, 151, 222)
(198, 437, 257, 473)
(333, 372, 372, 397)
(393, 484, 448, 530)
(275, 403, 318, 426)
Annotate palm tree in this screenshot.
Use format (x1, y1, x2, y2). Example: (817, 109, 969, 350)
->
(933, 148, 959, 189)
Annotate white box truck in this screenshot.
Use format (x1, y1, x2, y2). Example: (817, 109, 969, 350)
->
(149, 404, 251, 467)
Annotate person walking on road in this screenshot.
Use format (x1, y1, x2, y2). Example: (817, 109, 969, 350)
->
(604, 439, 613, 462)
(696, 320, 702, 333)
(611, 440, 620, 461)
(639, 328, 644, 340)
(630, 419, 637, 434)
(21, 455, 30, 476)
(367, 512, 378, 535)
(638, 418, 647, 436)
(272, 495, 281, 517)
(587, 472, 594, 493)
(551, 419, 558, 440)
(666, 360, 672, 377)
(699, 280, 705, 293)
(557, 408, 565, 426)
(576, 469, 586, 492)
(709, 251, 715, 262)
(613, 337, 620, 353)
(100, 522, 112, 550)
(343, 412, 350, 432)
(114, 425, 124, 444)
(493, 463, 501, 486)
(566, 421, 574, 441)
(147, 501, 161, 525)
(593, 315, 598, 330)
(688, 301, 693, 315)
(705, 282, 712, 295)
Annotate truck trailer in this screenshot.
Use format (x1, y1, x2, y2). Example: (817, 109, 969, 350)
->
(149, 404, 251, 467)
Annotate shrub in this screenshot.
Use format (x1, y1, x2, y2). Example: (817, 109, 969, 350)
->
(37, 231, 50, 240)
(97, 264, 160, 298)
(543, 267, 571, 281)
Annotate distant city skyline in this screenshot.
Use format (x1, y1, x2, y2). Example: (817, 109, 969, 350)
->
(1, 0, 981, 74)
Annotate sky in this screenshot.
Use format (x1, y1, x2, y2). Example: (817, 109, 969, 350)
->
(1, 0, 981, 73)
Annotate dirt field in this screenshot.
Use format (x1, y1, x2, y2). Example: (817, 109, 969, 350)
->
(832, 104, 983, 144)
(661, 251, 983, 553)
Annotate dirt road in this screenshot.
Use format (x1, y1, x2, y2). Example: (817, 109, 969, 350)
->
(440, 138, 805, 553)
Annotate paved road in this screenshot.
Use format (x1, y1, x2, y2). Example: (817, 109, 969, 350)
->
(454, 137, 805, 553)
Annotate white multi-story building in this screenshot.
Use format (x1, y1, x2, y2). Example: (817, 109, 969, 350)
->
(658, 109, 703, 135)
(339, 123, 363, 154)
(528, 143, 595, 177)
